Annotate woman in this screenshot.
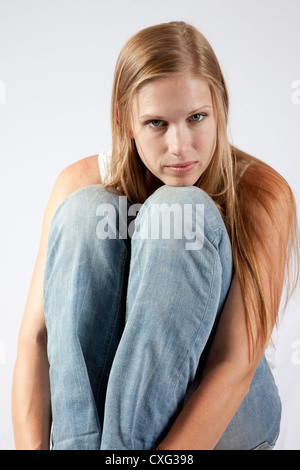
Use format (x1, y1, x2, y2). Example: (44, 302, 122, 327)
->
(12, 21, 300, 450)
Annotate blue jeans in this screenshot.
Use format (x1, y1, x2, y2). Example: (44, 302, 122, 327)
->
(43, 184, 281, 450)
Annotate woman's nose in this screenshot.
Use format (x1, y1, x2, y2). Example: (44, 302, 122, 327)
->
(167, 125, 191, 156)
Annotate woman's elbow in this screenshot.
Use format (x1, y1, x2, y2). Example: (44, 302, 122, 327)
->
(207, 359, 257, 399)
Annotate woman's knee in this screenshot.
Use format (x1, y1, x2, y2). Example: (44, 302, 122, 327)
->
(44, 184, 130, 327)
(147, 184, 216, 209)
(49, 184, 126, 246)
(136, 185, 228, 248)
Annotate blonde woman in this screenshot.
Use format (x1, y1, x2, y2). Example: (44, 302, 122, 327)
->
(12, 21, 299, 450)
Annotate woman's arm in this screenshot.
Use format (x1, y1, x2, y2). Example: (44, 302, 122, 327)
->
(157, 169, 292, 450)
(11, 155, 101, 449)
(12, 189, 58, 449)
(12, 318, 52, 450)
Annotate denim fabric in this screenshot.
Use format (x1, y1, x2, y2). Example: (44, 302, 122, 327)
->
(43, 184, 281, 450)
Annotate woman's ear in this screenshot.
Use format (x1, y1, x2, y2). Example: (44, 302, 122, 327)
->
(127, 113, 134, 138)
(128, 127, 134, 139)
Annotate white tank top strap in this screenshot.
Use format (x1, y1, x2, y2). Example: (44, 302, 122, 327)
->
(236, 161, 251, 186)
(98, 149, 112, 184)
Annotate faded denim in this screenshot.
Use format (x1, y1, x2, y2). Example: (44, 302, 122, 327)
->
(43, 184, 281, 450)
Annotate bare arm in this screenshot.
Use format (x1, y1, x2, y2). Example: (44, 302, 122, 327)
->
(11, 242, 51, 450)
(11, 155, 101, 449)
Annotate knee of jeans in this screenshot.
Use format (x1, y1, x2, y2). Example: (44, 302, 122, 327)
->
(140, 185, 226, 245)
(48, 184, 124, 245)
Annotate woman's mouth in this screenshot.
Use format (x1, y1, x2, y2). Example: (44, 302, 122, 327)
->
(165, 161, 197, 174)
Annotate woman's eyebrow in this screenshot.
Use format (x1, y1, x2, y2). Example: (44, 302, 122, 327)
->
(188, 105, 213, 114)
(139, 114, 165, 121)
(139, 105, 213, 121)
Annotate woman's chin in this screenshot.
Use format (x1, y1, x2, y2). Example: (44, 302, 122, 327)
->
(162, 176, 199, 188)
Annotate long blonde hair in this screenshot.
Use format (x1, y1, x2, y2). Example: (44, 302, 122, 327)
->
(102, 21, 300, 355)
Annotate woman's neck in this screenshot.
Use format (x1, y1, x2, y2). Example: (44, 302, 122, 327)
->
(146, 170, 164, 196)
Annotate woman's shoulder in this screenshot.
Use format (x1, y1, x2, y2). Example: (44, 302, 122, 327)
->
(59, 150, 111, 191)
(234, 147, 291, 199)
(57, 154, 101, 192)
(234, 147, 295, 235)
(44, 154, 102, 227)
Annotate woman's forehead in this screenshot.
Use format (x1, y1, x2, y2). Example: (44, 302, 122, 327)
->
(133, 75, 213, 117)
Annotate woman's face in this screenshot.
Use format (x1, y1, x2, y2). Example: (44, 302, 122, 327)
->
(130, 74, 217, 187)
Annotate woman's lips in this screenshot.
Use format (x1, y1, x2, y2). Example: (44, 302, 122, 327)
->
(165, 161, 197, 174)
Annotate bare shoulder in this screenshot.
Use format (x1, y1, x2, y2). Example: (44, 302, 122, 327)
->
(57, 154, 101, 194)
(42, 154, 101, 238)
(48, 154, 100, 207)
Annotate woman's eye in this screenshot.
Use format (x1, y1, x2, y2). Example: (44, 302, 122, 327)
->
(147, 114, 206, 128)
(190, 113, 206, 122)
(149, 120, 164, 128)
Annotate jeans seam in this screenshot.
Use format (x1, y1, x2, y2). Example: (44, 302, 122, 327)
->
(206, 225, 224, 248)
(171, 235, 219, 405)
(252, 441, 275, 450)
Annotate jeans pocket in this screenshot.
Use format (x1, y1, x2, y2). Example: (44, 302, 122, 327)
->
(252, 441, 275, 450)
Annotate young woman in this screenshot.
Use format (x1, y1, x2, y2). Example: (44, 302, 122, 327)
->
(12, 21, 300, 450)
